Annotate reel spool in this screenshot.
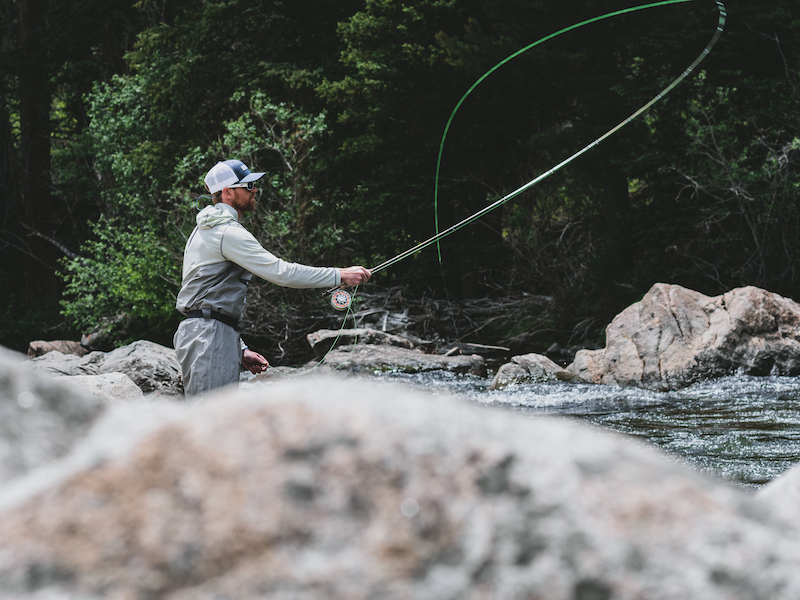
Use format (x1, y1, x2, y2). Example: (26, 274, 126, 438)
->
(330, 288, 352, 311)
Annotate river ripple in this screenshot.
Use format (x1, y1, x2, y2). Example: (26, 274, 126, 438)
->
(373, 372, 800, 490)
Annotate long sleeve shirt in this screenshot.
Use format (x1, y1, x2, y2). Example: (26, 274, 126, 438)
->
(175, 203, 340, 320)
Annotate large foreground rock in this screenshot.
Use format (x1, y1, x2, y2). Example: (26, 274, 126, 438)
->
(1, 365, 800, 598)
(0, 347, 106, 487)
(568, 283, 800, 390)
(756, 461, 800, 526)
(51, 373, 145, 404)
(28, 340, 183, 396)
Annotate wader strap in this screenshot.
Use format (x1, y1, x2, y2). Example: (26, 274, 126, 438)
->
(186, 309, 239, 330)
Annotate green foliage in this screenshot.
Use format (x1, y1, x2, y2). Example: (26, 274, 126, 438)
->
(10, 0, 800, 357)
(60, 74, 337, 346)
(59, 220, 181, 347)
(669, 78, 800, 294)
(57, 69, 187, 345)
(85, 75, 168, 217)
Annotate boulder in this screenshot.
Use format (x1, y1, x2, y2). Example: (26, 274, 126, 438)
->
(755, 462, 800, 527)
(26, 340, 89, 359)
(306, 328, 415, 360)
(28, 340, 183, 397)
(26, 350, 105, 377)
(313, 344, 487, 377)
(0, 347, 107, 487)
(0, 346, 27, 363)
(491, 353, 581, 390)
(100, 340, 182, 396)
(52, 373, 146, 404)
(2, 373, 800, 599)
(568, 283, 800, 390)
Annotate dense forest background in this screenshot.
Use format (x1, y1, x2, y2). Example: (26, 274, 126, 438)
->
(1, 0, 799, 364)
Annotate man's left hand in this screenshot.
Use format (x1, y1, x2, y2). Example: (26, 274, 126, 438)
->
(242, 349, 269, 374)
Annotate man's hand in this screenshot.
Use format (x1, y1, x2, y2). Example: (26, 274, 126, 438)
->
(242, 349, 269, 374)
(339, 266, 372, 286)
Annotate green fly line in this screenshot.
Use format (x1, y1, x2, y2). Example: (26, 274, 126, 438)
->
(311, 0, 726, 369)
(369, 0, 727, 275)
(264, 284, 362, 377)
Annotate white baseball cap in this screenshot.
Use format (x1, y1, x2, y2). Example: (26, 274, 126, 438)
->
(204, 159, 265, 193)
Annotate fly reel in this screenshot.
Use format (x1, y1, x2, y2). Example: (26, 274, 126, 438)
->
(330, 288, 352, 311)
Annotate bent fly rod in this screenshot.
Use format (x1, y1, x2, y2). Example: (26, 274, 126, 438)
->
(325, 0, 726, 310)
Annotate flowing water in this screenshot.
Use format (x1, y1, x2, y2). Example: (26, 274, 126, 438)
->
(371, 371, 800, 490)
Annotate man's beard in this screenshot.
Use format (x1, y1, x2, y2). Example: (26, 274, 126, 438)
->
(233, 194, 255, 213)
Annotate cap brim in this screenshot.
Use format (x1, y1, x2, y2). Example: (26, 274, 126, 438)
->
(240, 172, 265, 183)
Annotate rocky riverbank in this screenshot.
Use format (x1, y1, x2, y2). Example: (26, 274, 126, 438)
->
(29, 283, 800, 395)
(5, 282, 800, 598)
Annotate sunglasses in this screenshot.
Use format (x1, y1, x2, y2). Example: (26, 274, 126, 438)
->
(228, 181, 256, 191)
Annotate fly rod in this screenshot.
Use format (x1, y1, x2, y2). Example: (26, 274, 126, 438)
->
(325, 0, 726, 308)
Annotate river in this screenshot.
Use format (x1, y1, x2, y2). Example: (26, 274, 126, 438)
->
(371, 371, 800, 490)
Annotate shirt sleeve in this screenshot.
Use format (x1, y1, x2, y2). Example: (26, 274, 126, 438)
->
(220, 223, 341, 289)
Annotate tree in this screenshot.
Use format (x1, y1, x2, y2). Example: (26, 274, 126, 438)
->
(0, 0, 161, 349)
(662, 1, 800, 296)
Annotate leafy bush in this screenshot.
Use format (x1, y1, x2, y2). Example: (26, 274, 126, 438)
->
(59, 219, 181, 347)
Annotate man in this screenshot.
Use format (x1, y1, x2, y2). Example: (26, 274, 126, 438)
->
(174, 159, 371, 396)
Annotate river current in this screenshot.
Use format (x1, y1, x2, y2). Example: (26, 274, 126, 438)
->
(370, 371, 800, 490)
